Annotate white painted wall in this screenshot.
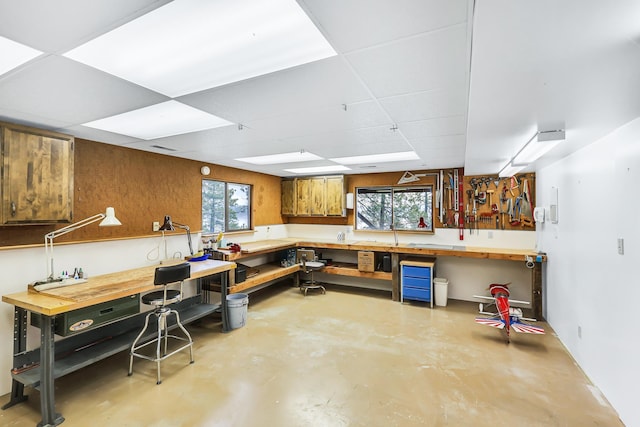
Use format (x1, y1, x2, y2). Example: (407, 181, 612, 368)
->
(536, 117, 640, 426)
(0, 223, 536, 398)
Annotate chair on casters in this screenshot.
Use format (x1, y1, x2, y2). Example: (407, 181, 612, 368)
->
(297, 249, 326, 296)
(129, 262, 194, 384)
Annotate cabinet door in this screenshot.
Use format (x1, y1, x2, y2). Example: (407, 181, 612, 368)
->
(309, 177, 326, 216)
(1, 126, 74, 224)
(295, 178, 310, 215)
(281, 179, 295, 215)
(325, 175, 345, 216)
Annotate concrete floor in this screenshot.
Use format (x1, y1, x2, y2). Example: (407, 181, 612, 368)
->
(0, 283, 623, 427)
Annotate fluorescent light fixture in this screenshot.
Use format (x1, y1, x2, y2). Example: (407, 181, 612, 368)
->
(513, 130, 565, 165)
(82, 101, 232, 140)
(63, 0, 337, 97)
(498, 162, 526, 178)
(284, 165, 351, 174)
(0, 36, 42, 76)
(236, 151, 322, 165)
(330, 151, 419, 165)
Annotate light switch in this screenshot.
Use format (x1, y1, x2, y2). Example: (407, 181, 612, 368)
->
(617, 238, 624, 255)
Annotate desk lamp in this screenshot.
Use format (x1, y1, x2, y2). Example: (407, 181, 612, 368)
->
(159, 215, 194, 255)
(44, 207, 122, 282)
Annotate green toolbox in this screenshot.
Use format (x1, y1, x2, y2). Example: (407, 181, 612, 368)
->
(31, 294, 140, 336)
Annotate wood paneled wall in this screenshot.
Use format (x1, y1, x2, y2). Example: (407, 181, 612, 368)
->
(0, 139, 283, 247)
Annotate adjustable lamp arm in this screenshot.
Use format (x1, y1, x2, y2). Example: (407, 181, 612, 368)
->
(45, 214, 105, 280)
(173, 222, 194, 256)
(44, 207, 121, 281)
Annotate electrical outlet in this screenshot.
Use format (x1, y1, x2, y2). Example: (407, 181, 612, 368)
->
(578, 325, 582, 339)
(152, 221, 160, 232)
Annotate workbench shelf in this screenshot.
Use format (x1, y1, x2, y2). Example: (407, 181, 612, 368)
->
(322, 262, 392, 280)
(229, 263, 300, 294)
(12, 301, 218, 388)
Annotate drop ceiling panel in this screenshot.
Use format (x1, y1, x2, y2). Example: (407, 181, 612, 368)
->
(0, 56, 168, 125)
(345, 25, 468, 99)
(178, 56, 371, 123)
(400, 116, 466, 139)
(301, 0, 469, 53)
(244, 101, 390, 140)
(282, 125, 407, 152)
(0, 0, 170, 52)
(380, 88, 468, 124)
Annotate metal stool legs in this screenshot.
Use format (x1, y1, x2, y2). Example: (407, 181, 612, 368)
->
(299, 269, 326, 296)
(128, 306, 194, 384)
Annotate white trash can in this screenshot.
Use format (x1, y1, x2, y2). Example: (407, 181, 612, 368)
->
(434, 278, 449, 307)
(226, 293, 249, 329)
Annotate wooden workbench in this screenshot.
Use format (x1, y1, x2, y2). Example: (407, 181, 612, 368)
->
(214, 238, 545, 319)
(2, 259, 236, 427)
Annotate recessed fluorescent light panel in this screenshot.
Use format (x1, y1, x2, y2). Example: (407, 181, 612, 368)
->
(512, 130, 565, 165)
(63, 0, 337, 97)
(498, 162, 526, 178)
(284, 165, 351, 174)
(236, 151, 322, 165)
(82, 100, 232, 140)
(0, 36, 42, 76)
(330, 151, 419, 165)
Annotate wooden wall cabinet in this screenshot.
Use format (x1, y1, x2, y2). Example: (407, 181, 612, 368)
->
(1, 122, 74, 224)
(282, 175, 345, 217)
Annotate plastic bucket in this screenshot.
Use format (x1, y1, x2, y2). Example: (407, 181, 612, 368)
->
(434, 278, 449, 307)
(226, 293, 249, 329)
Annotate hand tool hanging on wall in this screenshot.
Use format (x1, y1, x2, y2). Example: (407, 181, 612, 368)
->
(439, 170, 444, 224)
(521, 178, 534, 219)
(458, 170, 464, 240)
(454, 169, 460, 213)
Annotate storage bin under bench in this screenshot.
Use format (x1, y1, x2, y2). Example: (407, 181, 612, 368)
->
(400, 259, 435, 308)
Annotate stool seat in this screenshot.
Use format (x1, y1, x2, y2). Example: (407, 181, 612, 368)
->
(304, 261, 325, 269)
(142, 290, 181, 306)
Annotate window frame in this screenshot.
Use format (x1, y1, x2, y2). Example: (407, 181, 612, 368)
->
(354, 184, 434, 233)
(201, 179, 252, 234)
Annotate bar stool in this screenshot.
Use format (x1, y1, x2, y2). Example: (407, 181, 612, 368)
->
(298, 250, 326, 296)
(128, 263, 194, 384)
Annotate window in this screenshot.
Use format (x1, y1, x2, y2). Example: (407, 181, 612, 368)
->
(355, 185, 433, 232)
(202, 180, 251, 233)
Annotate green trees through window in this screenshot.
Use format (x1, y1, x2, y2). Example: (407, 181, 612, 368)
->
(202, 180, 251, 233)
(355, 186, 433, 232)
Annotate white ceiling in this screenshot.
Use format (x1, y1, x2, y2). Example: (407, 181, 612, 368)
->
(1, 1, 639, 177)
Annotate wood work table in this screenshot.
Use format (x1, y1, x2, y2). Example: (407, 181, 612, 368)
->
(1, 259, 235, 427)
(216, 238, 544, 318)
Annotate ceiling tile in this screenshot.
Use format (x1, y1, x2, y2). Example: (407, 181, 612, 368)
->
(0, 55, 168, 125)
(345, 25, 468, 98)
(0, 0, 170, 52)
(380, 88, 467, 123)
(400, 116, 466, 139)
(302, 0, 469, 53)
(178, 56, 371, 123)
(244, 100, 390, 140)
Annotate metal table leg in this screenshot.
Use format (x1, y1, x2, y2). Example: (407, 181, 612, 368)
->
(221, 270, 230, 333)
(2, 307, 28, 410)
(37, 315, 64, 427)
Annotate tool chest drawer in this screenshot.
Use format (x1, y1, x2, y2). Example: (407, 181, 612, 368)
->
(400, 259, 435, 307)
(402, 276, 431, 289)
(402, 286, 431, 302)
(402, 265, 432, 279)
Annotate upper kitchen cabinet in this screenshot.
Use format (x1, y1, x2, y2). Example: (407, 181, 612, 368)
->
(1, 122, 74, 225)
(282, 175, 345, 217)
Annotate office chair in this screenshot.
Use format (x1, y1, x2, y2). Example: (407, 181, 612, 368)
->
(297, 249, 326, 296)
(128, 262, 194, 384)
